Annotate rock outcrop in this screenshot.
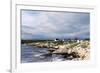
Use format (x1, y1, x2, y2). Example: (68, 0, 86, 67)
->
(28, 40, 90, 60)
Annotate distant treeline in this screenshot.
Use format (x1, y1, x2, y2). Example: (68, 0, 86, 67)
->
(21, 40, 53, 44)
(21, 38, 90, 44)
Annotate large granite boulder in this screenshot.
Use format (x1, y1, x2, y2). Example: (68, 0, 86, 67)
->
(53, 45, 72, 54)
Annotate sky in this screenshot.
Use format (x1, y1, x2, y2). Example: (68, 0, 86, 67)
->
(21, 10, 90, 40)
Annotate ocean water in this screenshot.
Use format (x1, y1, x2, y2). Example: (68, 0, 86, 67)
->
(21, 44, 66, 63)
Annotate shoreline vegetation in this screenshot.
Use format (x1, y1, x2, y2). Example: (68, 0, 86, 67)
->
(21, 39, 90, 61)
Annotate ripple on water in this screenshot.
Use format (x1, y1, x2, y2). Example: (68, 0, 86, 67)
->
(21, 44, 67, 63)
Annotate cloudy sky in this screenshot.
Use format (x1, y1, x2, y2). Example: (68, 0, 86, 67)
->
(21, 10, 90, 40)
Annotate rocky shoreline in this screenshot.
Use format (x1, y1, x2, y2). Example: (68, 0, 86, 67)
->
(27, 40, 90, 60)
